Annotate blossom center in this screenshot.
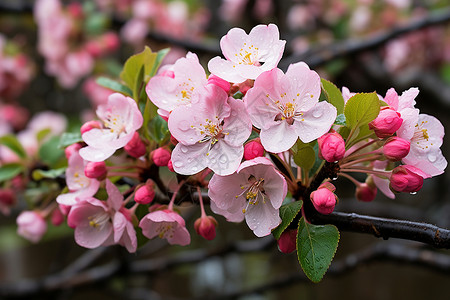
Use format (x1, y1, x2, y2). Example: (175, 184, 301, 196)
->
(238, 175, 266, 213)
(178, 80, 195, 102)
(73, 171, 90, 189)
(157, 222, 175, 239)
(412, 120, 433, 150)
(235, 43, 259, 65)
(192, 117, 229, 155)
(88, 212, 110, 230)
(103, 112, 126, 138)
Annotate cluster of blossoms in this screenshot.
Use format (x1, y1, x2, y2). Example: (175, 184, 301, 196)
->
(11, 24, 446, 264)
(35, 0, 119, 88)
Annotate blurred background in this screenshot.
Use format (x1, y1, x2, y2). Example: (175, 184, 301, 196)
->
(0, 0, 450, 299)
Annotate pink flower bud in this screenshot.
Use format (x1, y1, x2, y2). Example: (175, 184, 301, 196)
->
(208, 74, 230, 94)
(167, 159, 175, 172)
(383, 137, 410, 161)
(67, 2, 83, 19)
(51, 207, 65, 226)
(310, 182, 338, 214)
(390, 165, 429, 193)
(356, 181, 377, 202)
(277, 229, 297, 254)
(194, 215, 218, 240)
(244, 138, 265, 160)
(151, 147, 171, 167)
(124, 132, 147, 158)
(134, 183, 155, 205)
(0, 189, 15, 206)
(368, 107, 403, 138)
(318, 132, 345, 162)
(80, 120, 102, 135)
(84, 161, 107, 179)
(84, 41, 102, 58)
(65, 143, 83, 160)
(102, 32, 120, 52)
(16, 211, 47, 243)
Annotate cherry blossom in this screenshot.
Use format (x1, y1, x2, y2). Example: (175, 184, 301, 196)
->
(139, 209, 191, 246)
(168, 85, 251, 175)
(79, 93, 143, 162)
(17, 211, 47, 243)
(244, 62, 337, 153)
(208, 157, 287, 237)
(208, 24, 286, 83)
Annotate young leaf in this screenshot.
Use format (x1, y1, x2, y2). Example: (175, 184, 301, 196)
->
(0, 135, 26, 159)
(59, 132, 83, 148)
(147, 115, 169, 144)
(321, 79, 345, 115)
(149, 48, 170, 77)
(32, 168, 66, 181)
(334, 114, 346, 126)
(120, 46, 157, 94)
(344, 92, 380, 129)
(272, 200, 303, 240)
(39, 136, 65, 166)
(297, 217, 340, 283)
(96, 77, 132, 96)
(293, 140, 315, 171)
(0, 163, 23, 182)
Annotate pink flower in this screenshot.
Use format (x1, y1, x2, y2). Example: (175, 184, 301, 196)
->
(151, 147, 171, 167)
(208, 24, 286, 83)
(390, 165, 430, 193)
(383, 137, 410, 161)
(368, 107, 403, 138)
(79, 93, 143, 162)
(17, 211, 47, 243)
(194, 215, 218, 240)
(134, 183, 155, 205)
(139, 209, 191, 246)
(168, 85, 251, 175)
(68, 180, 137, 252)
(146, 52, 208, 118)
(244, 63, 337, 153)
(310, 182, 338, 215)
(208, 157, 287, 237)
(84, 161, 107, 179)
(318, 132, 346, 162)
(243, 138, 264, 160)
(56, 151, 100, 206)
(277, 229, 297, 254)
(124, 132, 147, 158)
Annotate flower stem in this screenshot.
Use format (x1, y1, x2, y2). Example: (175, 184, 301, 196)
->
(168, 180, 185, 211)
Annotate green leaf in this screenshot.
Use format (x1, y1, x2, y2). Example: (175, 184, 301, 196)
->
(293, 140, 315, 171)
(0, 164, 23, 182)
(334, 114, 346, 126)
(36, 128, 52, 143)
(149, 48, 170, 77)
(59, 132, 83, 148)
(0, 135, 26, 159)
(96, 77, 132, 96)
(32, 168, 66, 181)
(233, 91, 244, 99)
(321, 79, 345, 115)
(147, 115, 169, 144)
(272, 200, 303, 240)
(120, 46, 157, 96)
(297, 217, 340, 283)
(39, 136, 64, 166)
(344, 92, 380, 129)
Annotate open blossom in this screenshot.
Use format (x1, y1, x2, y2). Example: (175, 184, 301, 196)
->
(56, 151, 100, 206)
(79, 93, 143, 162)
(208, 24, 286, 83)
(146, 52, 208, 118)
(244, 62, 337, 153)
(139, 209, 191, 246)
(208, 157, 287, 237)
(168, 84, 252, 175)
(68, 180, 137, 252)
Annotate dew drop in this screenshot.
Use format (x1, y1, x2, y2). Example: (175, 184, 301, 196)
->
(428, 153, 437, 162)
(219, 155, 228, 164)
(191, 166, 198, 172)
(178, 120, 190, 131)
(312, 110, 323, 118)
(174, 161, 183, 168)
(231, 111, 237, 117)
(410, 192, 417, 195)
(180, 146, 188, 153)
(187, 158, 193, 163)
(332, 176, 338, 181)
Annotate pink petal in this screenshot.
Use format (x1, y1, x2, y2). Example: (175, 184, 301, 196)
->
(285, 62, 321, 112)
(245, 199, 281, 237)
(170, 142, 209, 175)
(294, 101, 337, 143)
(222, 98, 252, 147)
(113, 211, 127, 243)
(74, 221, 113, 249)
(208, 172, 247, 212)
(260, 121, 298, 153)
(79, 144, 116, 162)
(106, 180, 124, 211)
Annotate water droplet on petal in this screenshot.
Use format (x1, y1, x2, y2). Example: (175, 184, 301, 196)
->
(180, 146, 188, 153)
(428, 153, 437, 162)
(174, 161, 183, 168)
(219, 155, 228, 164)
(332, 176, 338, 181)
(231, 111, 237, 117)
(178, 120, 190, 131)
(312, 110, 323, 118)
(410, 192, 417, 195)
(191, 166, 198, 172)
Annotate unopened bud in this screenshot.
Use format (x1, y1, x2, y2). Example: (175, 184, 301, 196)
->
(356, 178, 377, 202)
(124, 132, 147, 158)
(51, 207, 65, 226)
(383, 137, 410, 161)
(310, 182, 338, 215)
(194, 215, 218, 240)
(318, 131, 345, 162)
(244, 138, 264, 160)
(84, 161, 107, 179)
(80, 120, 102, 135)
(134, 183, 155, 205)
(390, 165, 429, 193)
(277, 229, 297, 254)
(208, 74, 230, 94)
(151, 147, 171, 167)
(65, 143, 83, 160)
(368, 107, 403, 138)
(16, 211, 47, 243)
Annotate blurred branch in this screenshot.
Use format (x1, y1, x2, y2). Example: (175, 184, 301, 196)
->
(279, 7, 450, 70)
(209, 241, 450, 299)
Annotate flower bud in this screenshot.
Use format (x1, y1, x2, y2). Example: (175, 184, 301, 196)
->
(277, 229, 297, 254)
(194, 215, 218, 240)
(84, 161, 107, 179)
(318, 132, 345, 162)
(65, 143, 83, 160)
(124, 132, 147, 158)
(383, 137, 410, 161)
(390, 165, 429, 193)
(51, 207, 65, 226)
(151, 147, 171, 167)
(102, 32, 120, 52)
(80, 120, 102, 135)
(167, 159, 175, 172)
(368, 107, 403, 138)
(16, 211, 47, 243)
(134, 183, 155, 205)
(0, 188, 16, 215)
(244, 138, 264, 160)
(208, 74, 230, 94)
(356, 177, 377, 202)
(310, 182, 338, 215)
